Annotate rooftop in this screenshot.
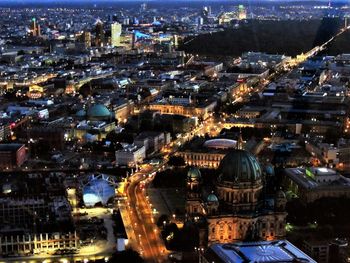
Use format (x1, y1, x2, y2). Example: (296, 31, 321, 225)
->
(285, 167, 350, 189)
(203, 139, 237, 150)
(204, 240, 316, 263)
(0, 144, 25, 152)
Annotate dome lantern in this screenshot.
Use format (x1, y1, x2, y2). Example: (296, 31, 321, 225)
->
(187, 167, 201, 181)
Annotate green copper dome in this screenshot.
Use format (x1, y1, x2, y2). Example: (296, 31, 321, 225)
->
(76, 109, 86, 117)
(218, 149, 262, 184)
(87, 104, 111, 120)
(207, 193, 219, 203)
(187, 167, 201, 180)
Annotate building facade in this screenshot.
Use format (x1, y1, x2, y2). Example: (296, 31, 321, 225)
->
(0, 144, 27, 169)
(284, 167, 350, 203)
(115, 144, 146, 166)
(111, 22, 122, 47)
(177, 151, 225, 168)
(149, 100, 216, 120)
(0, 232, 79, 256)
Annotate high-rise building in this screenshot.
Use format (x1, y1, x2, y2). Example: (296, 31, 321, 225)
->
(95, 19, 105, 47)
(30, 18, 36, 36)
(111, 22, 122, 47)
(173, 34, 178, 48)
(123, 18, 130, 25)
(30, 18, 41, 37)
(238, 5, 247, 20)
(140, 3, 147, 12)
(201, 7, 210, 24)
(37, 24, 41, 37)
(81, 31, 91, 48)
(197, 16, 204, 26)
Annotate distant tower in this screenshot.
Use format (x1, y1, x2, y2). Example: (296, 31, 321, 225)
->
(81, 31, 91, 48)
(185, 168, 203, 216)
(202, 6, 210, 23)
(123, 18, 130, 25)
(30, 18, 40, 37)
(140, 3, 147, 12)
(173, 34, 178, 48)
(30, 18, 37, 36)
(95, 19, 105, 47)
(132, 32, 138, 49)
(197, 16, 204, 27)
(36, 24, 41, 37)
(111, 22, 122, 47)
(238, 5, 247, 20)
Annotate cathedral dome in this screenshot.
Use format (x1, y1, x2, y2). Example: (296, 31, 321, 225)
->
(218, 149, 262, 184)
(187, 167, 201, 181)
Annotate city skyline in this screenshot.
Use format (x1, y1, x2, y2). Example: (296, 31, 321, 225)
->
(0, 1, 349, 263)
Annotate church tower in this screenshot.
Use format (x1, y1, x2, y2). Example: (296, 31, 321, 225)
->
(185, 167, 204, 216)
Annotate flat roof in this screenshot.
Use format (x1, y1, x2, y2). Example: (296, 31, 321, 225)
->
(204, 240, 316, 263)
(285, 168, 350, 189)
(0, 144, 24, 152)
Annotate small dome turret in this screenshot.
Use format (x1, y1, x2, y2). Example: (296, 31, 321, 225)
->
(206, 192, 219, 216)
(187, 167, 201, 181)
(207, 193, 219, 203)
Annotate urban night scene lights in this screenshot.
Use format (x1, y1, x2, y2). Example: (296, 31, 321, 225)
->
(2, 0, 350, 263)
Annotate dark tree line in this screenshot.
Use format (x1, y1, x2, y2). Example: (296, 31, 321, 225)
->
(180, 18, 344, 57)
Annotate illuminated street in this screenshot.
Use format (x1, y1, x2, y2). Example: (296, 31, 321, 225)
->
(124, 166, 168, 263)
(118, 114, 224, 262)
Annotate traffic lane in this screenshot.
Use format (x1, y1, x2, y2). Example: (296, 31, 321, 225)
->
(135, 187, 166, 262)
(127, 181, 159, 262)
(134, 185, 159, 262)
